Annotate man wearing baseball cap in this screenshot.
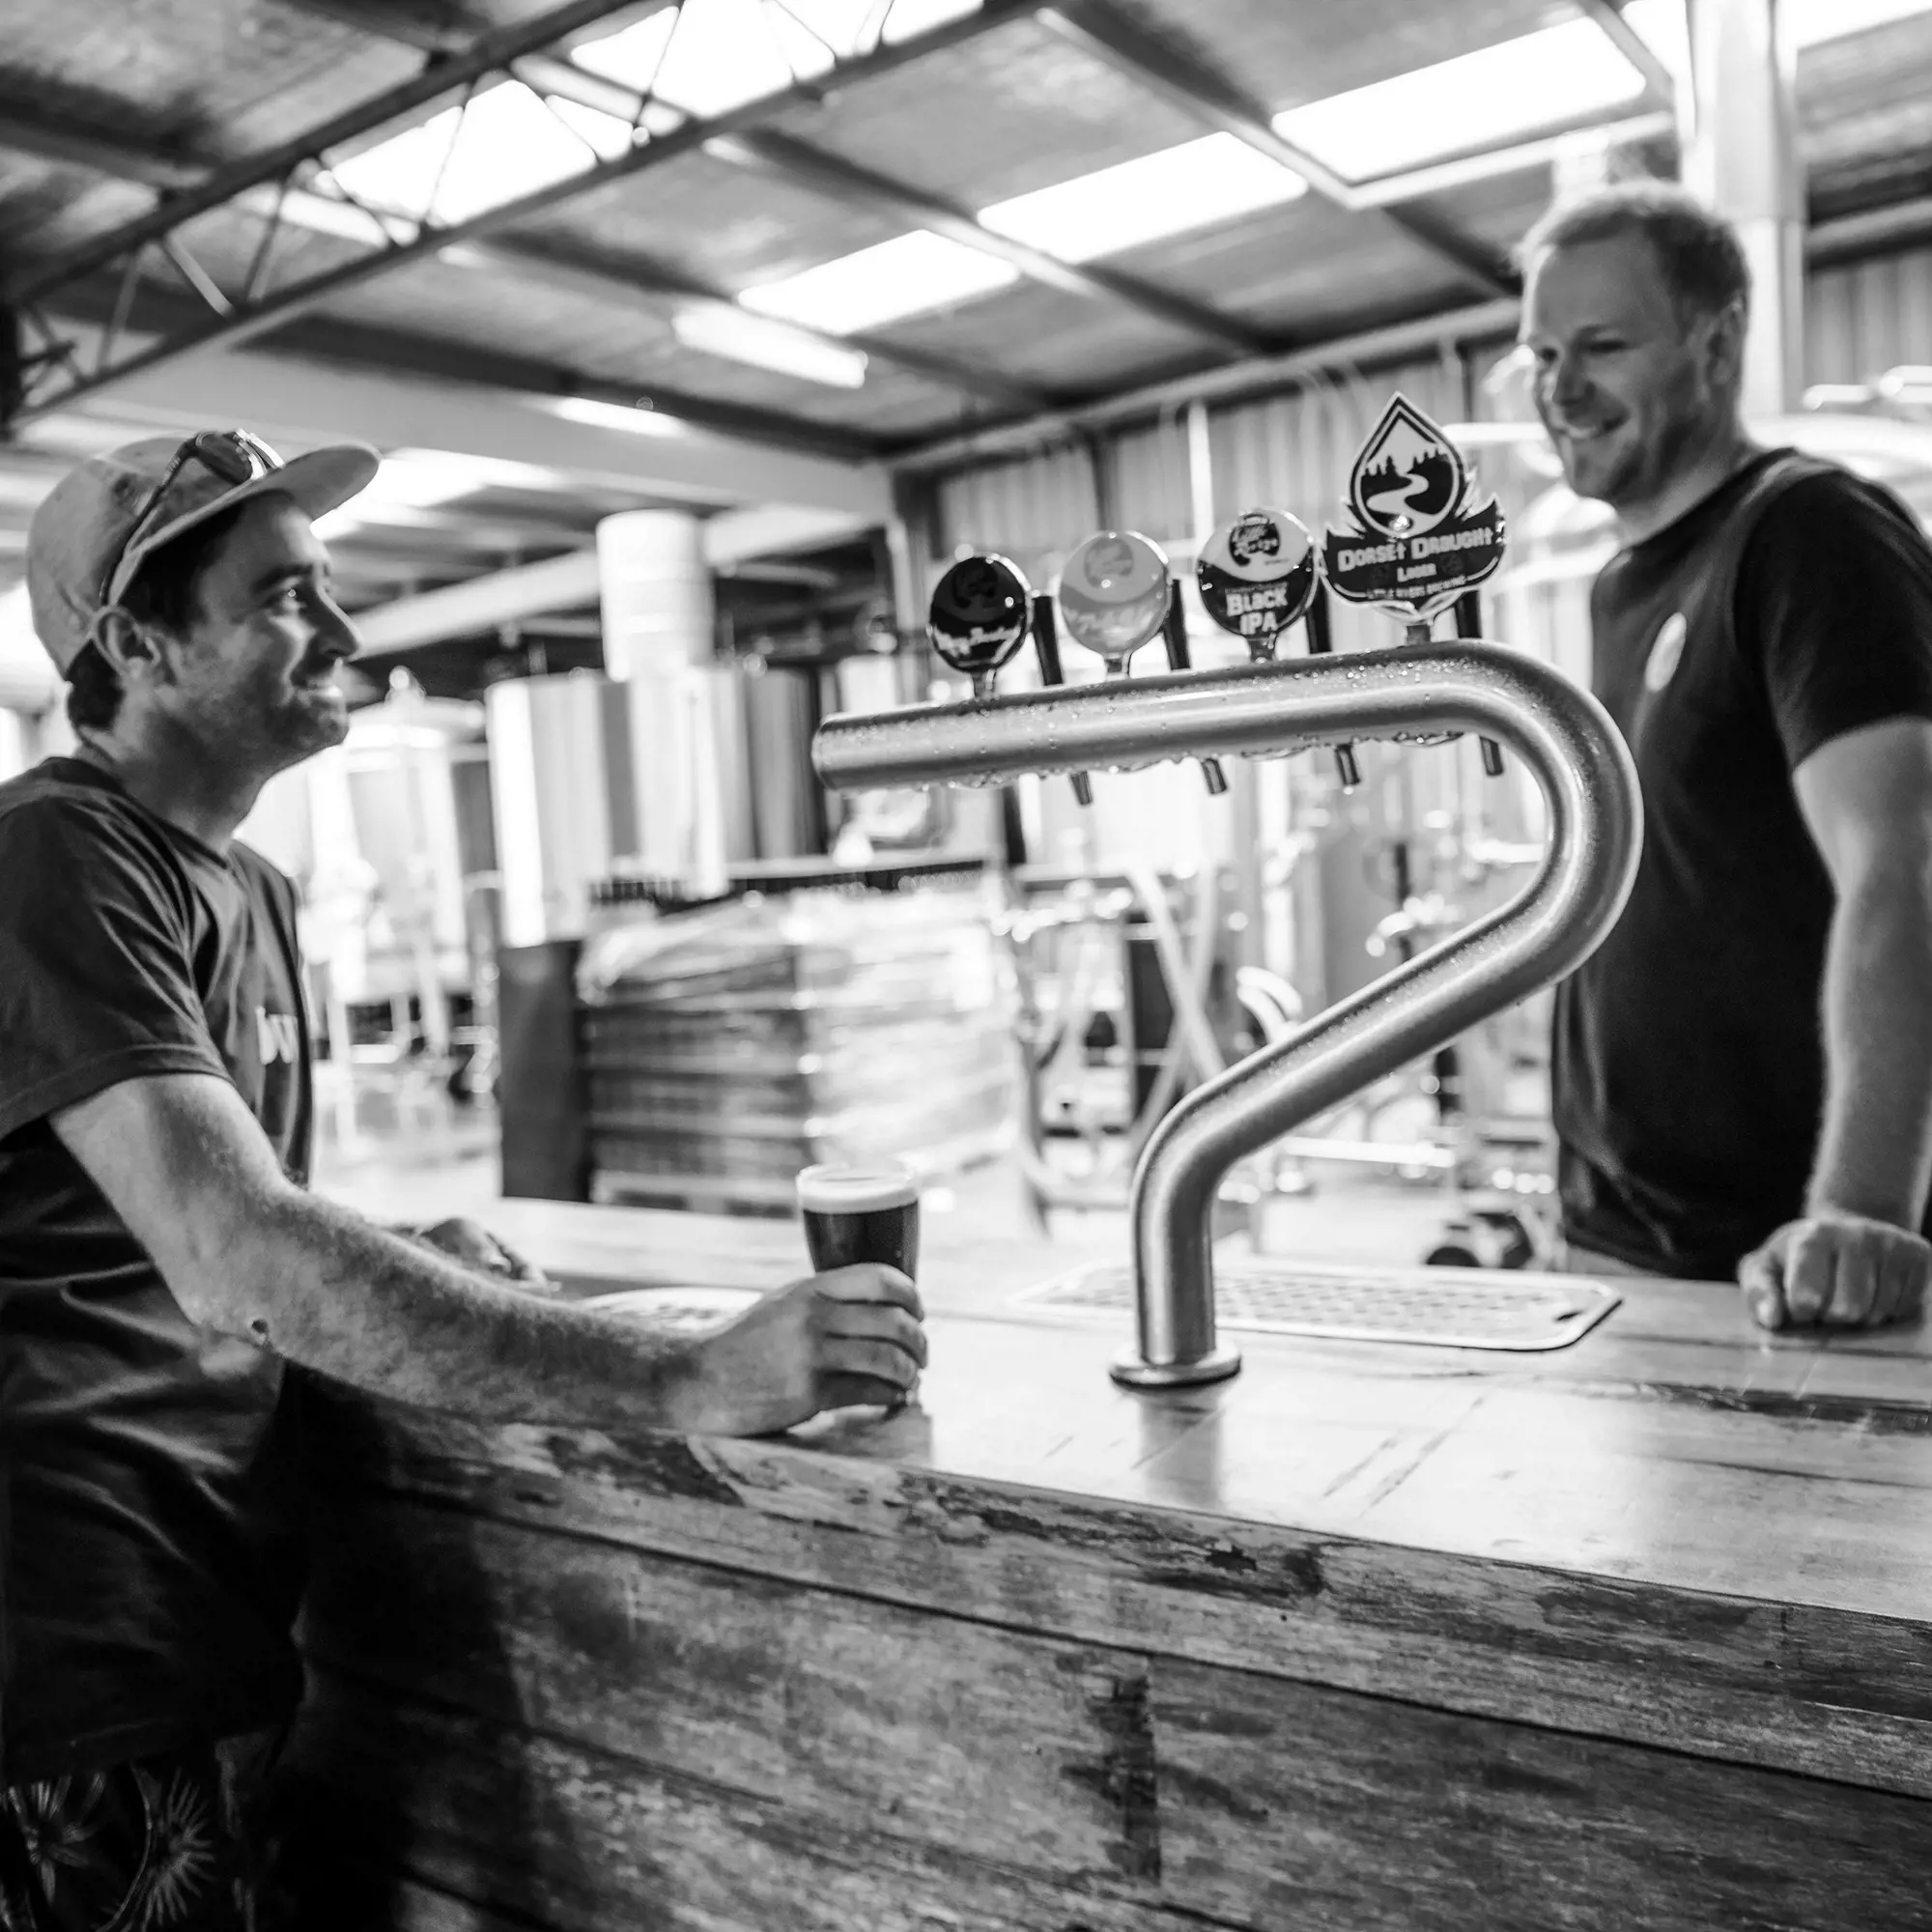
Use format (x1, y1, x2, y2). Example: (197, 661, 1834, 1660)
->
(0, 430, 924, 1925)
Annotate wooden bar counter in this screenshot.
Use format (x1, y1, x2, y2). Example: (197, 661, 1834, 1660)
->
(281, 1198, 1932, 1929)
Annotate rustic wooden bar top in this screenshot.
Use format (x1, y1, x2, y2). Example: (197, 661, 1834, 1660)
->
(487, 1197, 1932, 1615)
(286, 1197, 1932, 1930)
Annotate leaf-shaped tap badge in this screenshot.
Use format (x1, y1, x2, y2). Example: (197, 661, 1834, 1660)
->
(1321, 393, 1505, 625)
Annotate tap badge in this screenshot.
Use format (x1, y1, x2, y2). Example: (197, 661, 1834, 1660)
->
(927, 553, 1032, 684)
(1196, 507, 1317, 658)
(1056, 529, 1171, 667)
(1321, 394, 1504, 623)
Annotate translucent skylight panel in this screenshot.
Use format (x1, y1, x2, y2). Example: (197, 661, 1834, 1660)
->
(251, 183, 407, 245)
(328, 82, 631, 225)
(763, 6, 841, 80)
(572, 9, 678, 93)
(548, 95, 637, 161)
(777, 0, 884, 61)
(980, 134, 1305, 262)
(576, 0, 796, 116)
(739, 230, 1019, 332)
(1270, 19, 1647, 184)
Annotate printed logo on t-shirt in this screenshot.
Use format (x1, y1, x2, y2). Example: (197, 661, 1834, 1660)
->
(256, 1009, 299, 1065)
(1644, 611, 1688, 693)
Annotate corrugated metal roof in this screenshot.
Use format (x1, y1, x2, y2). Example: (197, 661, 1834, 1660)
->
(5, 0, 1932, 613)
(1102, 0, 1571, 116)
(1106, 196, 1476, 341)
(762, 15, 1207, 210)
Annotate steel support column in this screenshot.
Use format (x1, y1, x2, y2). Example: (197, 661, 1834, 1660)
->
(1681, 0, 1804, 415)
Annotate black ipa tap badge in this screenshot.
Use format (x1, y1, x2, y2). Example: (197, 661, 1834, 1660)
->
(1321, 394, 1504, 624)
(1196, 507, 1318, 658)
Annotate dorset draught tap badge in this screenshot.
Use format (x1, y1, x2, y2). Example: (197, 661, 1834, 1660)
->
(1321, 394, 1505, 623)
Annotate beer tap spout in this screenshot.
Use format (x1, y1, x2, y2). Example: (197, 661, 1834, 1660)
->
(812, 642, 1641, 1390)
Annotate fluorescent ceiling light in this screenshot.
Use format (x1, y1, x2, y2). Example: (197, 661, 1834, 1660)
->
(741, 230, 1019, 333)
(327, 81, 631, 226)
(980, 134, 1305, 261)
(1271, 19, 1647, 184)
(315, 449, 570, 538)
(541, 395, 690, 438)
(670, 302, 868, 386)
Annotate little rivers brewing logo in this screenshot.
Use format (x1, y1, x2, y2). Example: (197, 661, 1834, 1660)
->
(1321, 394, 1504, 623)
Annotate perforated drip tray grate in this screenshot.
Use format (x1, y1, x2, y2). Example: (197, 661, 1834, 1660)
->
(1017, 1262, 1620, 1352)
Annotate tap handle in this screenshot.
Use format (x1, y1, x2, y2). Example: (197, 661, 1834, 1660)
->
(1162, 582, 1228, 795)
(1304, 583, 1361, 790)
(1057, 529, 1171, 674)
(1030, 595, 1093, 807)
(1453, 591, 1505, 776)
(927, 553, 1033, 692)
(1196, 506, 1317, 665)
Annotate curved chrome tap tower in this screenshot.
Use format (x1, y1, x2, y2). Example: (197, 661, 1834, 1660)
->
(812, 641, 1642, 1388)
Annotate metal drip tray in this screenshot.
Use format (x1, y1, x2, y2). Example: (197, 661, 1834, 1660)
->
(1017, 1262, 1620, 1352)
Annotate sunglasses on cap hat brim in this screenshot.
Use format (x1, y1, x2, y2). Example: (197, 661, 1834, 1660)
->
(99, 428, 289, 610)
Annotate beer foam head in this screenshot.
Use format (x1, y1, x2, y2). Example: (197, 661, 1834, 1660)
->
(795, 1161, 919, 1213)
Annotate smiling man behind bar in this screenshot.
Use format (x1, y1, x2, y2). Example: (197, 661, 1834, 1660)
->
(0, 431, 924, 1927)
(1518, 182, 1932, 1330)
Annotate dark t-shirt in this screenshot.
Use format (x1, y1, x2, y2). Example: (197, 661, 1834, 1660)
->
(1554, 451, 1932, 1278)
(0, 758, 311, 1780)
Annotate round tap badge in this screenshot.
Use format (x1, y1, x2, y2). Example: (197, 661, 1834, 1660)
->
(1196, 508, 1317, 657)
(1056, 530, 1171, 668)
(927, 553, 1033, 686)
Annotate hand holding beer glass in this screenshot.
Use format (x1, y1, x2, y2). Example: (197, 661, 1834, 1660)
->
(795, 1161, 924, 1411)
(600, 1162, 924, 1435)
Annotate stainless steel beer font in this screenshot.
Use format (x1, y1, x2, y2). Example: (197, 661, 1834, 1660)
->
(815, 398, 1642, 1391)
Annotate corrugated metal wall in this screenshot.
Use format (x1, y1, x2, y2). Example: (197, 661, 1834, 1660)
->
(931, 353, 1477, 582)
(929, 240, 1932, 580)
(1808, 243, 1932, 384)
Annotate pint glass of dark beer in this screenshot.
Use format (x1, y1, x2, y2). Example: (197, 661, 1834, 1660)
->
(795, 1161, 921, 1280)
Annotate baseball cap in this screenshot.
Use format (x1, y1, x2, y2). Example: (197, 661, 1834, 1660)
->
(27, 429, 381, 675)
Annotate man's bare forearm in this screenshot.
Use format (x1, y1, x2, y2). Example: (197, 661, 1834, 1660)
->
(1809, 859, 1932, 1228)
(191, 1187, 709, 1431)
